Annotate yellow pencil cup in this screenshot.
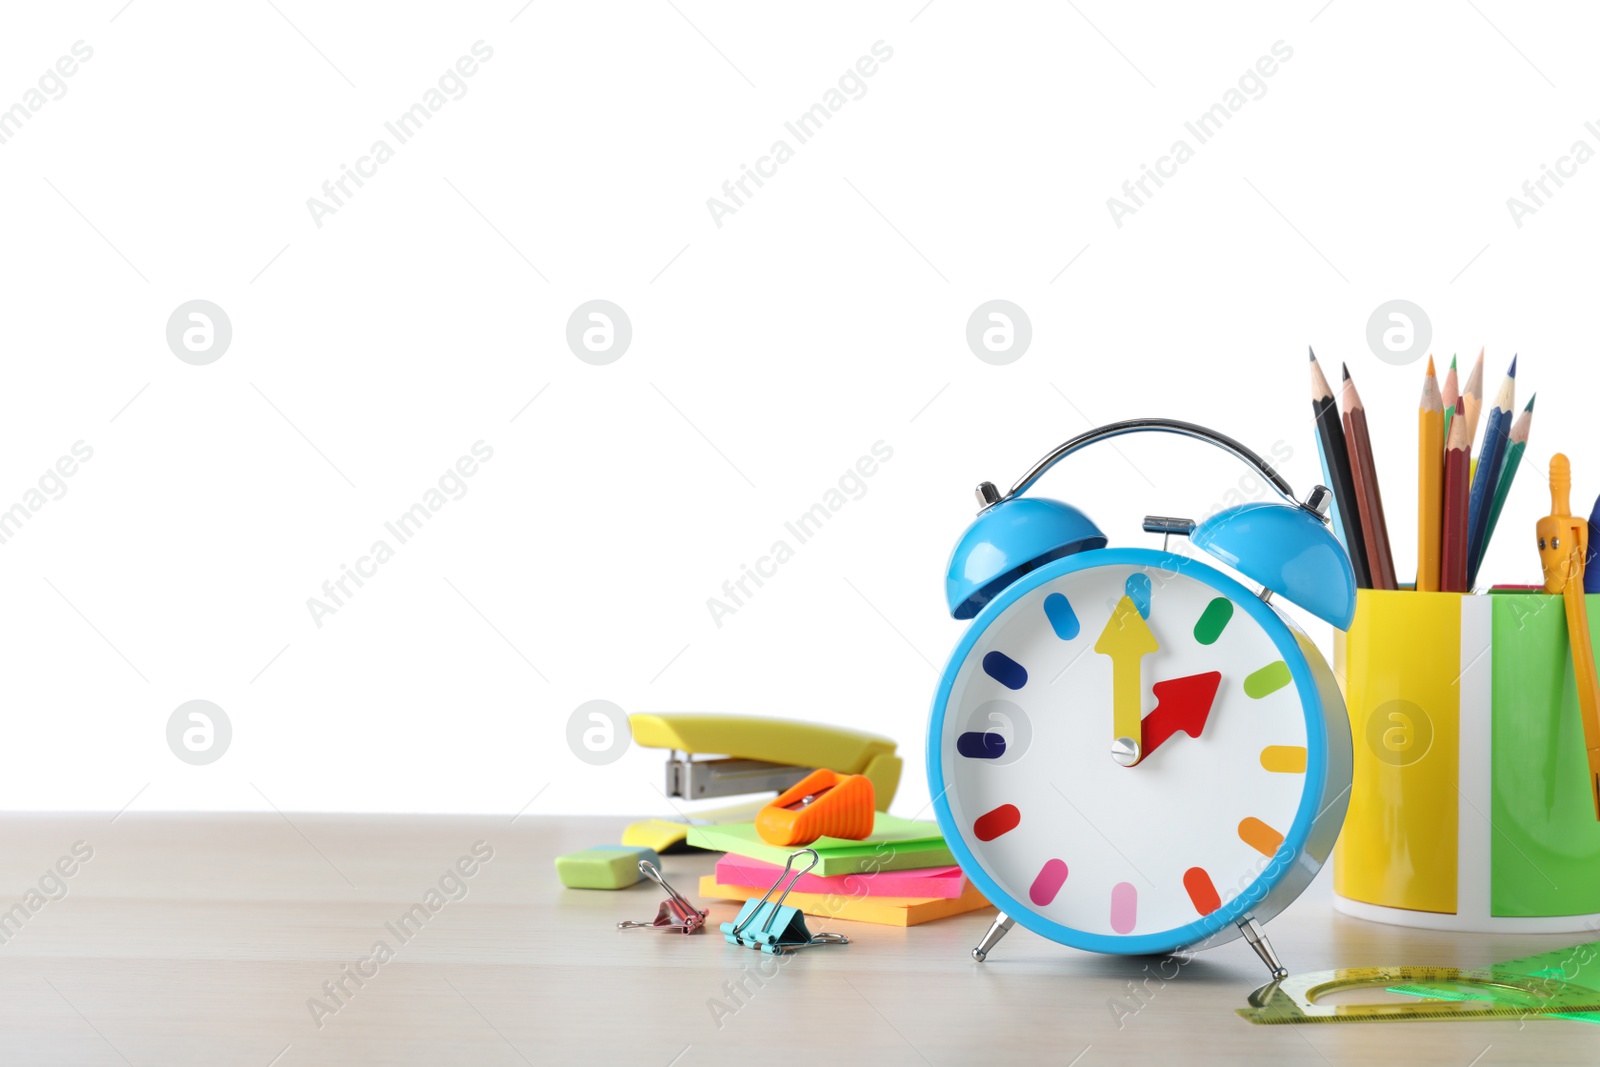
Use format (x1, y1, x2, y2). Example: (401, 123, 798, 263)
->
(1332, 588, 1600, 931)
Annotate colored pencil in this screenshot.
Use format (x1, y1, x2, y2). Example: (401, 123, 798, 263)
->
(1462, 347, 1485, 448)
(1481, 394, 1535, 573)
(1463, 349, 1485, 484)
(1314, 429, 1349, 558)
(1441, 413, 1471, 592)
(1310, 348, 1370, 588)
(1417, 356, 1444, 592)
(1587, 491, 1600, 595)
(1442, 355, 1460, 441)
(1342, 364, 1397, 589)
(1466, 356, 1517, 588)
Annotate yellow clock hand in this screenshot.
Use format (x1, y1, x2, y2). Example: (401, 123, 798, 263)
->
(1095, 594, 1159, 766)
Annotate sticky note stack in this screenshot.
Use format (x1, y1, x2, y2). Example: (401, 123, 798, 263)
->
(688, 813, 991, 927)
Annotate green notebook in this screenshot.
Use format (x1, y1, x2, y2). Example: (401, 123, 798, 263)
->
(686, 813, 952, 876)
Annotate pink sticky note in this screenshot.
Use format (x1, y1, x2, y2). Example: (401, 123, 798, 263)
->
(716, 856, 969, 899)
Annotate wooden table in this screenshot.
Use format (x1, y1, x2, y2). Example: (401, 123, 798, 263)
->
(0, 813, 1595, 1065)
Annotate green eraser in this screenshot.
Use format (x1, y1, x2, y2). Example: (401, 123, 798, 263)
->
(555, 845, 661, 890)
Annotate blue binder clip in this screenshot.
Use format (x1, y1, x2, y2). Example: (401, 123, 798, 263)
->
(719, 847, 850, 955)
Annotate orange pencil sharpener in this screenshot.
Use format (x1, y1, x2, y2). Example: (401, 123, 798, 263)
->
(755, 769, 875, 847)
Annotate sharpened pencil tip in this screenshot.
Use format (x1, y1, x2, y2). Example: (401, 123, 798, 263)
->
(1341, 362, 1350, 380)
(1525, 393, 1536, 411)
(1450, 355, 1457, 369)
(1507, 354, 1517, 377)
(1308, 346, 1316, 362)
(1426, 355, 1435, 375)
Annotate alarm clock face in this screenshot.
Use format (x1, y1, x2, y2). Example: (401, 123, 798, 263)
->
(931, 548, 1325, 954)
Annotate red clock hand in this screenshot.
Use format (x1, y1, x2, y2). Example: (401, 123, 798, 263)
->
(1137, 671, 1222, 762)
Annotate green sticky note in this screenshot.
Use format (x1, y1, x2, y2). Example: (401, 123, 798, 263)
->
(555, 845, 659, 890)
(686, 813, 950, 876)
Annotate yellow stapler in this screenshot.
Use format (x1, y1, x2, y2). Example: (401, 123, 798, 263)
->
(621, 713, 902, 853)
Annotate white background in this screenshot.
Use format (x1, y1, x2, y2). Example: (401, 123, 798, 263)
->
(0, 1, 1591, 817)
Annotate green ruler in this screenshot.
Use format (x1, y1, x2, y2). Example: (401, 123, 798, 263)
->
(1239, 965, 1600, 1024)
(1389, 940, 1600, 1025)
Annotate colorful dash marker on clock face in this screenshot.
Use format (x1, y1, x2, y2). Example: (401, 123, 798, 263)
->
(1260, 745, 1307, 773)
(1183, 867, 1221, 914)
(1193, 596, 1233, 645)
(1238, 817, 1285, 858)
(1243, 660, 1291, 698)
(1110, 881, 1137, 933)
(957, 731, 1005, 759)
(982, 651, 1028, 690)
(1124, 573, 1152, 618)
(973, 803, 1021, 841)
(1030, 859, 1068, 906)
(1043, 592, 1080, 640)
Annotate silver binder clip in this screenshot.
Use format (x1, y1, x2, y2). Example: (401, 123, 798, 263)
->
(617, 861, 708, 934)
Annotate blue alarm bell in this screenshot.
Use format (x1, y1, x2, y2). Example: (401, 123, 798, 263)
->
(930, 418, 1357, 979)
(945, 418, 1354, 627)
(946, 498, 1106, 620)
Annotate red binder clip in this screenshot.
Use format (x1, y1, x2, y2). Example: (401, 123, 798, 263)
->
(616, 861, 707, 934)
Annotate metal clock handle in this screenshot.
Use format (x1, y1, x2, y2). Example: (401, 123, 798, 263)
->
(977, 417, 1324, 516)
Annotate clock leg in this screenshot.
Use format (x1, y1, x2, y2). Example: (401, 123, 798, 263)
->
(1235, 914, 1289, 981)
(971, 912, 1015, 962)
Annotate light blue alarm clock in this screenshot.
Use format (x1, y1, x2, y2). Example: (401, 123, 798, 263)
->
(928, 419, 1355, 978)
